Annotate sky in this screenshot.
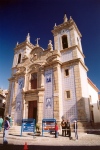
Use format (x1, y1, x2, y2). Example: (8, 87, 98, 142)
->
(0, 0, 100, 91)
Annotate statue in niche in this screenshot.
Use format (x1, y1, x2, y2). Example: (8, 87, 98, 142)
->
(48, 40, 53, 51)
(30, 53, 38, 62)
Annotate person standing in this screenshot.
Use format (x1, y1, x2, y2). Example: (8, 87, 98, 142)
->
(61, 119, 66, 136)
(55, 123, 58, 138)
(66, 120, 71, 138)
(3, 117, 10, 144)
(0, 116, 3, 132)
(74, 120, 78, 140)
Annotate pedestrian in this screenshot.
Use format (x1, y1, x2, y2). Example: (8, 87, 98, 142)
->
(3, 117, 10, 145)
(74, 120, 78, 140)
(55, 122, 58, 138)
(61, 119, 66, 136)
(9, 115, 12, 127)
(65, 120, 71, 139)
(0, 116, 3, 132)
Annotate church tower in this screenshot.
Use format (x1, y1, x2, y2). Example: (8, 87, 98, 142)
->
(52, 14, 90, 122)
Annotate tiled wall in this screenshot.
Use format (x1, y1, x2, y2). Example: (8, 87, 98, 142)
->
(62, 66, 77, 122)
(61, 50, 73, 62)
(43, 69, 53, 118)
(9, 82, 14, 114)
(15, 78, 24, 124)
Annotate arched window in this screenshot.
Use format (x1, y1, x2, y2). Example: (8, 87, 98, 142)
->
(62, 35, 68, 49)
(18, 53, 21, 64)
(31, 73, 37, 89)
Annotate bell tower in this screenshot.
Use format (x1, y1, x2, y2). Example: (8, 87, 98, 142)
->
(52, 14, 90, 122)
(52, 14, 83, 53)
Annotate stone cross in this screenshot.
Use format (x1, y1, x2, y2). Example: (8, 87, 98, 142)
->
(35, 38, 40, 45)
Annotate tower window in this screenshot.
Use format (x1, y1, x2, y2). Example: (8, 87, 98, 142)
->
(18, 53, 21, 64)
(65, 69, 69, 76)
(62, 35, 68, 49)
(66, 91, 71, 99)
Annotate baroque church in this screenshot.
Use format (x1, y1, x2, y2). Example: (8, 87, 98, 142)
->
(5, 14, 100, 126)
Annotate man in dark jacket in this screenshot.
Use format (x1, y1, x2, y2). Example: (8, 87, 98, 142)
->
(61, 120, 66, 136)
(66, 120, 71, 139)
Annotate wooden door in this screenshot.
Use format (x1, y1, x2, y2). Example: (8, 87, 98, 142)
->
(28, 101, 37, 122)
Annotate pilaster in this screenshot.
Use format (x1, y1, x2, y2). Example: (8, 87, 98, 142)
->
(53, 64, 62, 122)
(74, 64, 87, 121)
(37, 91, 44, 127)
(40, 69, 44, 88)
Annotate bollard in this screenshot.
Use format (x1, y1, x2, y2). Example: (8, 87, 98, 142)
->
(23, 142, 28, 150)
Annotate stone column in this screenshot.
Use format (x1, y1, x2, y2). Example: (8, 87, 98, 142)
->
(29, 74, 31, 90)
(37, 91, 44, 128)
(25, 101, 28, 119)
(4, 93, 9, 117)
(5, 81, 12, 116)
(41, 69, 44, 88)
(11, 81, 16, 123)
(24, 73, 29, 91)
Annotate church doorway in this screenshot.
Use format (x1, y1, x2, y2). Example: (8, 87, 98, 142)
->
(28, 101, 37, 122)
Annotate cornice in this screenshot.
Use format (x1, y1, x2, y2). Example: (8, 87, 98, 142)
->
(8, 77, 15, 81)
(51, 21, 71, 34)
(62, 58, 80, 67)
(51, 19, 82, 37)
(79, 59, 88, 71)
(23, 88, 45, 94)
(60, 45, 85, 58)
(13, 72, 25, 77)
(14, 41, 34, 51)
(12, 66, 17, 70)
(44, 60, 62, 68)
(62, 58, 88, 71)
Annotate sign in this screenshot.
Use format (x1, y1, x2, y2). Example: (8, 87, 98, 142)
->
(42, 119, 56, 136)
(21, 119, 35, 136)
(23, 122, 34, 132)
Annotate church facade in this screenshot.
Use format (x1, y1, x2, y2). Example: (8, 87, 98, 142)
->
(5, 14, 99, 126)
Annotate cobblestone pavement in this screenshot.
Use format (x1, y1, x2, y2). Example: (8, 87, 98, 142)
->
(0, 132, 100, 146)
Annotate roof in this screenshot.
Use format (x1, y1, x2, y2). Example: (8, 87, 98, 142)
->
(87, 77, 99, 92)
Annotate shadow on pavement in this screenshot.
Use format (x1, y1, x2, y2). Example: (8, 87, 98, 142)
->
(87, 131, 100, 135)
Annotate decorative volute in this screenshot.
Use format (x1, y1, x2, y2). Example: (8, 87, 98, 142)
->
(63, 13, 68, 23)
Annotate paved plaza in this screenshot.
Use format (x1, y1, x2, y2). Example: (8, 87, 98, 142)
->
(0, 131, 100, 147)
